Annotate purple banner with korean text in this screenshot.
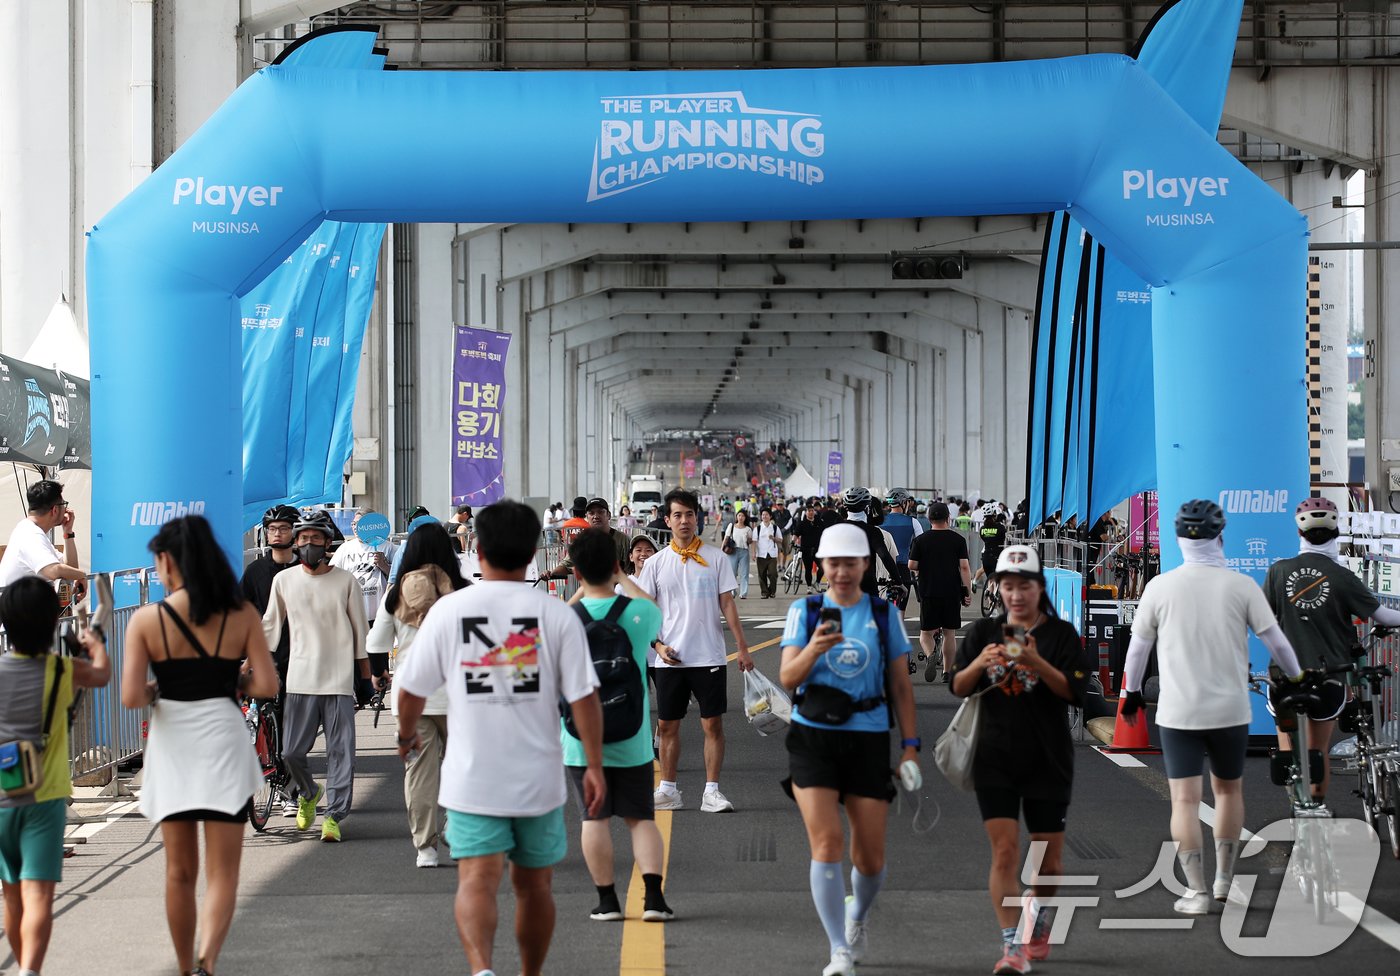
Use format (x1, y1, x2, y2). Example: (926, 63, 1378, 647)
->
(452, 326, 511, 506)
(826, 451, 843, 496)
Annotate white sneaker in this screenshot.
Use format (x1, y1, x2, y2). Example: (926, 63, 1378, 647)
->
(700, 789, 735, 813)
(822, 946, 856, 976)
(654, 788, 683, 811)
(844, 896, 868, 962)
(1173, 889, 1213, 915)
(416, 847, 439, 868)
(1214, 878, 1248, 906)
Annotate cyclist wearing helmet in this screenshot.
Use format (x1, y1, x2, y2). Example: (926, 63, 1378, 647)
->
(839, 487, 900, 598)
(1263, 496, 1400, 801)
(1120, 499, 1303, 915)
(262, 517, 372, 843)
(241, 505, 302, 682)
(882, 490, 923, 610)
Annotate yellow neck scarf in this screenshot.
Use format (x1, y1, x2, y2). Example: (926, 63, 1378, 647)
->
(670, 537, 708, 566)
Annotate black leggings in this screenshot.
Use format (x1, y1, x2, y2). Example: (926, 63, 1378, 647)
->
(802, 550, 823, 586)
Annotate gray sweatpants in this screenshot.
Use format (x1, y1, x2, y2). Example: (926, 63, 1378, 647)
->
(283, 693, 356, 821)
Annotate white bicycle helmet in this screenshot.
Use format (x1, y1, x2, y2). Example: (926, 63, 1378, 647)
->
(1295, 496, 1339, 533)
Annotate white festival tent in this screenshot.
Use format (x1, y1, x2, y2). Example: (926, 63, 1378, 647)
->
(0, 297, 92, 570)
(783, 463, 822, 499)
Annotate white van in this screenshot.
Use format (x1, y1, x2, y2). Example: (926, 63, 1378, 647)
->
(629, 476, 664, 522)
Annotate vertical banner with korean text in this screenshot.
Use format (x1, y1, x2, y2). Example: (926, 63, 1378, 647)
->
(1128, 490, 1159, 553)
(826, 451, 843, 496)
(452, 326, 511, 506)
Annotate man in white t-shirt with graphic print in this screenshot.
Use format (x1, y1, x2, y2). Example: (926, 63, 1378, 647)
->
(638, 488, 754, 814)
(396, 500, 605, 976)
(0, 480, 87, 594)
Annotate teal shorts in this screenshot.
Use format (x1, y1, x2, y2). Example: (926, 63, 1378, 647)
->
(0, 798, 67, 884)
(444, 806, 567, 868)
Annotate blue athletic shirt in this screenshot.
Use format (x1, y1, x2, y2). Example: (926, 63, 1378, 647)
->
(780, 593, 910, 732)
(882, 512, 918, 563)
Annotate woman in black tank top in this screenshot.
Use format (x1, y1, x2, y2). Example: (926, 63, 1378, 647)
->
(121, 516, 278, 976)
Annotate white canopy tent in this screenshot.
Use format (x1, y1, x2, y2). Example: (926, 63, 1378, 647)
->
(783, 463, 823, 499)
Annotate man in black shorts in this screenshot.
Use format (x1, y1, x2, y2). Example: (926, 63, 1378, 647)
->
(562, 530, 674, 923)
(908, 502, 971, 682)
(637, 489, 754, 813)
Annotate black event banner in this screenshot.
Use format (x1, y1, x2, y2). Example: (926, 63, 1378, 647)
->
(0, 355, 90, 469)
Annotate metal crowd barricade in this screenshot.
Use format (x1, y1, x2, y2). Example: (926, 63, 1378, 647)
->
(1358, 601, 1400, 748)
(63, 568, 156, 793)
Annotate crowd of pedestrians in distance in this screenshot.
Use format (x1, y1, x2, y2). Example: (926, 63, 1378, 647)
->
(0, 478, 1391, 975)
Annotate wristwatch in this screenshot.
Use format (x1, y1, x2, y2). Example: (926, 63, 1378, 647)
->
(901, 737, 922, 751)
(65, 532, 75, 539)
(395, 734, 416, 747)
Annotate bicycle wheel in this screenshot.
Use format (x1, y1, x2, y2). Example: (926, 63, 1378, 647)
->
(980, 584, 996, 617)
(1360, 756, 1379, 829)
(248, 707, 278, 832)
(1384, 766, 1400, 859)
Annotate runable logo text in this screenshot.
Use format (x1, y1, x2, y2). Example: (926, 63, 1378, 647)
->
(1218, 489, 1289, 514)
(131, 500, 207, 527)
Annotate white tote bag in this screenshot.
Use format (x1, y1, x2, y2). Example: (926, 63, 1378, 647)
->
(933, 682, 1000, 792)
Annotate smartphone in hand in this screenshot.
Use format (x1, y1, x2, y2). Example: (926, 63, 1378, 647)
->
(818, 607, 843, 635)
(1003, 624, 1027, 659)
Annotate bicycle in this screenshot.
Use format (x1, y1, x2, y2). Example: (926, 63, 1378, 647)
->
(980, 578, 1003, 617)
(242, 695, 290, 832)
(781, 550, 805, 595)
(1248, 668, 1339, 922)
(1336, 627, 1400, 859)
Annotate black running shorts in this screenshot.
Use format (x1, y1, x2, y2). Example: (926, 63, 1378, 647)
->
(567, 763, 655, 822)
(1158, 723, 1249, 780)
(974, 788, 1068, 833)
(786, 722, 896, 802)
(653, 665, 728, 720)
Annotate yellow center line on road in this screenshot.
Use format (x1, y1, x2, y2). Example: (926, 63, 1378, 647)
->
(619, 636, 783, 975)
(727, 634, 784, 662)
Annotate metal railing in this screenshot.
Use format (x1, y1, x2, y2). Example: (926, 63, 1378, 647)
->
(66, 570, 156, 791)
(256, 1, 1400, 72)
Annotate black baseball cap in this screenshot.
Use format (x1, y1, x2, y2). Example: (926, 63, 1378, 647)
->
(586, 497, 610, 512)
(929, 502, 951, 522)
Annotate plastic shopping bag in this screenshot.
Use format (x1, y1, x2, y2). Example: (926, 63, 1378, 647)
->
(933, 692, 984, 791)
(744, 667, 792, 737)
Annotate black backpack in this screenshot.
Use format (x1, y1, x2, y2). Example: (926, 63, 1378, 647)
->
(562, 597, 645, 744)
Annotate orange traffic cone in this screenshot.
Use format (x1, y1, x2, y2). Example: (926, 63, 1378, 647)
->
(1102, 696, 1160, 754)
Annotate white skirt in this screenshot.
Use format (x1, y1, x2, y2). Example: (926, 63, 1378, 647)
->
(139, 697, 264, 823)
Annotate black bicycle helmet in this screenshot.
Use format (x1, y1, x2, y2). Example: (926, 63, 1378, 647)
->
(1175, 499, 1226, 540)
(262, 504, 300, 529)
(293, 510, 343, 544)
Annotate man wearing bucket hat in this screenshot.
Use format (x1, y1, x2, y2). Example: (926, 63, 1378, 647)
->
(1119, 499, 1304, 915)
(953, 544, 1090, 975)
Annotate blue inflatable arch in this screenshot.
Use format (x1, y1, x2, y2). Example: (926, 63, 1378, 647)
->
(87, 26, 1307, 573)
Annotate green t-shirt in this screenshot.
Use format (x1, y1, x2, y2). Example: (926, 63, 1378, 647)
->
(1264, 552, 1381, 670)
(560, 595, 662, 768)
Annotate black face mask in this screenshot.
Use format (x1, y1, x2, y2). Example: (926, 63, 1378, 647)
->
(297, 543, 327, 568)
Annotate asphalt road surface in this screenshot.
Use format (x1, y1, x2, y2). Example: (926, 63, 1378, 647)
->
(14, 594, 1400, 975)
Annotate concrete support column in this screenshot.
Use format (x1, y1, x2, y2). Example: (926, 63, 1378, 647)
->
(964, 309, 985, 500)
(415, 222, 457, 511)
(1364, 70, 1400, 506)
(870, 369, 890, 490)
(1003, 307, 1033, 505)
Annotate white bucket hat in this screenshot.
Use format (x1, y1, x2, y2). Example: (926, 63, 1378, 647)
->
(815, 522, 872, 559)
